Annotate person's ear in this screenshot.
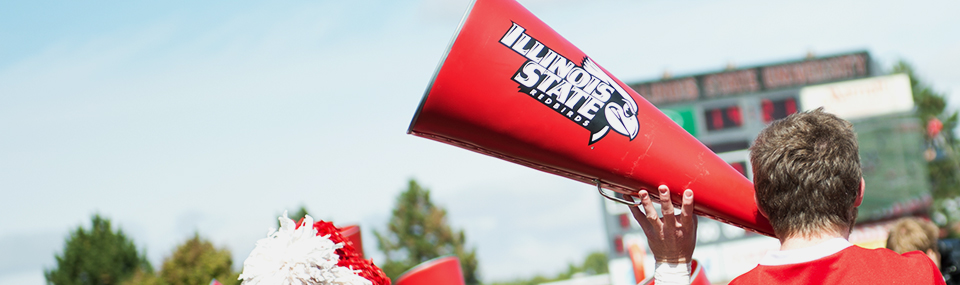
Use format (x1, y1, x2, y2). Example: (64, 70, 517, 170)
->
(755, 195, 768, 219)
(854, 178, 865, 207)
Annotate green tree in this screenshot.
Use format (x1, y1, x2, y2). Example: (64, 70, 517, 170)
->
(278, 205, 311, 228)
(374, 179, 480, 284)
(121, 234, 239, 285)
(487, 251, 608, 285)
(894, 61, 960, 237)
(291, 206, 309, 223)
(120, 270, 163, 285)
(894, 61, 960, 199)
(46, 214, 152, 285)
(579, 251, 609, 276)
(158, 234, 239, 285)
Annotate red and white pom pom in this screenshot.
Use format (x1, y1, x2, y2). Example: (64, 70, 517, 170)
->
(238, 212, 373, 285)
(308, 220, 390, 285)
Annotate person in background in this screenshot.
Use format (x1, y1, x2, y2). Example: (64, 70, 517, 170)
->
(887, 217, 941, 268)
(627, 108, 945, 285)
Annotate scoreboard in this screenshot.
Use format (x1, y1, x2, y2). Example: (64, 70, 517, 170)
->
(630, 51, 871, 153)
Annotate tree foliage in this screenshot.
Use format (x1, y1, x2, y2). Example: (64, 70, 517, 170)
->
(374, 179, 480, 284)
(122, 234, 239, 285)
(46, 214, 152, 285)
(895, 61, 960, 237)
(279, 205, 311, 228)
(487, 251, 608, 285)
(291, 206, 310, 223)
(894, 61, 960, 200)
(578, 251, 609, 276)
(898, 60, 960, 145)
(158, 234, 239, 285)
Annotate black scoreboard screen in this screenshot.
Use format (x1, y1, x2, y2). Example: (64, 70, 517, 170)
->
(705, 105, 743, 131)
(762, 97, 798, 123)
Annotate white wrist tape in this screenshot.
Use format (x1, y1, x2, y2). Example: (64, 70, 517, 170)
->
(653, 262, 691, 285)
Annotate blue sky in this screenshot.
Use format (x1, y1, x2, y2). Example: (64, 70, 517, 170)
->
(1, 0, 959, 284)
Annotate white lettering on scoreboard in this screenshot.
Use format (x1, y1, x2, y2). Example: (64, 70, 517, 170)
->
(799, 74, 913, 120)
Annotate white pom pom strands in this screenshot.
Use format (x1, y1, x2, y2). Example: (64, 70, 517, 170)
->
(239, 211, 373, 285)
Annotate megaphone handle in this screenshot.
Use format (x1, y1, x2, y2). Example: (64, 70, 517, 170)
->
(595, 179, 642, 206)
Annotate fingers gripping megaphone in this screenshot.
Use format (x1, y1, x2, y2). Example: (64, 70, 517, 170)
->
(408, 0, 774, 236)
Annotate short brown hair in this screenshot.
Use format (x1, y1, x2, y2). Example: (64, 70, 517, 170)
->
(887, 217, 939, 254)
(750, 108, 861, 238)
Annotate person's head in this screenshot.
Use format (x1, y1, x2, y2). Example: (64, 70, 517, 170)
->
(750, 108, 863, 239)
(887, 217, 940, 267)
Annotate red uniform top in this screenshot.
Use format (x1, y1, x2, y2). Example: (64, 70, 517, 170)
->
(730, 239, 944, 285)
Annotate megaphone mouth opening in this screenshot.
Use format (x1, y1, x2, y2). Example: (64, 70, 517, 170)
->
(407, 0, 479, 135)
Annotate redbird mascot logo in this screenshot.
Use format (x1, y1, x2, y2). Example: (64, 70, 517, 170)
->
(500, 23, 640, 144)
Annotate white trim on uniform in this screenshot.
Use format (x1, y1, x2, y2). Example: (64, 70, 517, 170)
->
(758, 238, 854, 266)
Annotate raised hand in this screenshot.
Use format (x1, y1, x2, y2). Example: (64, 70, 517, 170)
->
(625, 185, 697, 264)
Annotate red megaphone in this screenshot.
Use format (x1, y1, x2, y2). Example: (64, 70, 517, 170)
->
(340, 225, 364, 259)
(394, 256, 465, 285)
(408, 0, 774, 236)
